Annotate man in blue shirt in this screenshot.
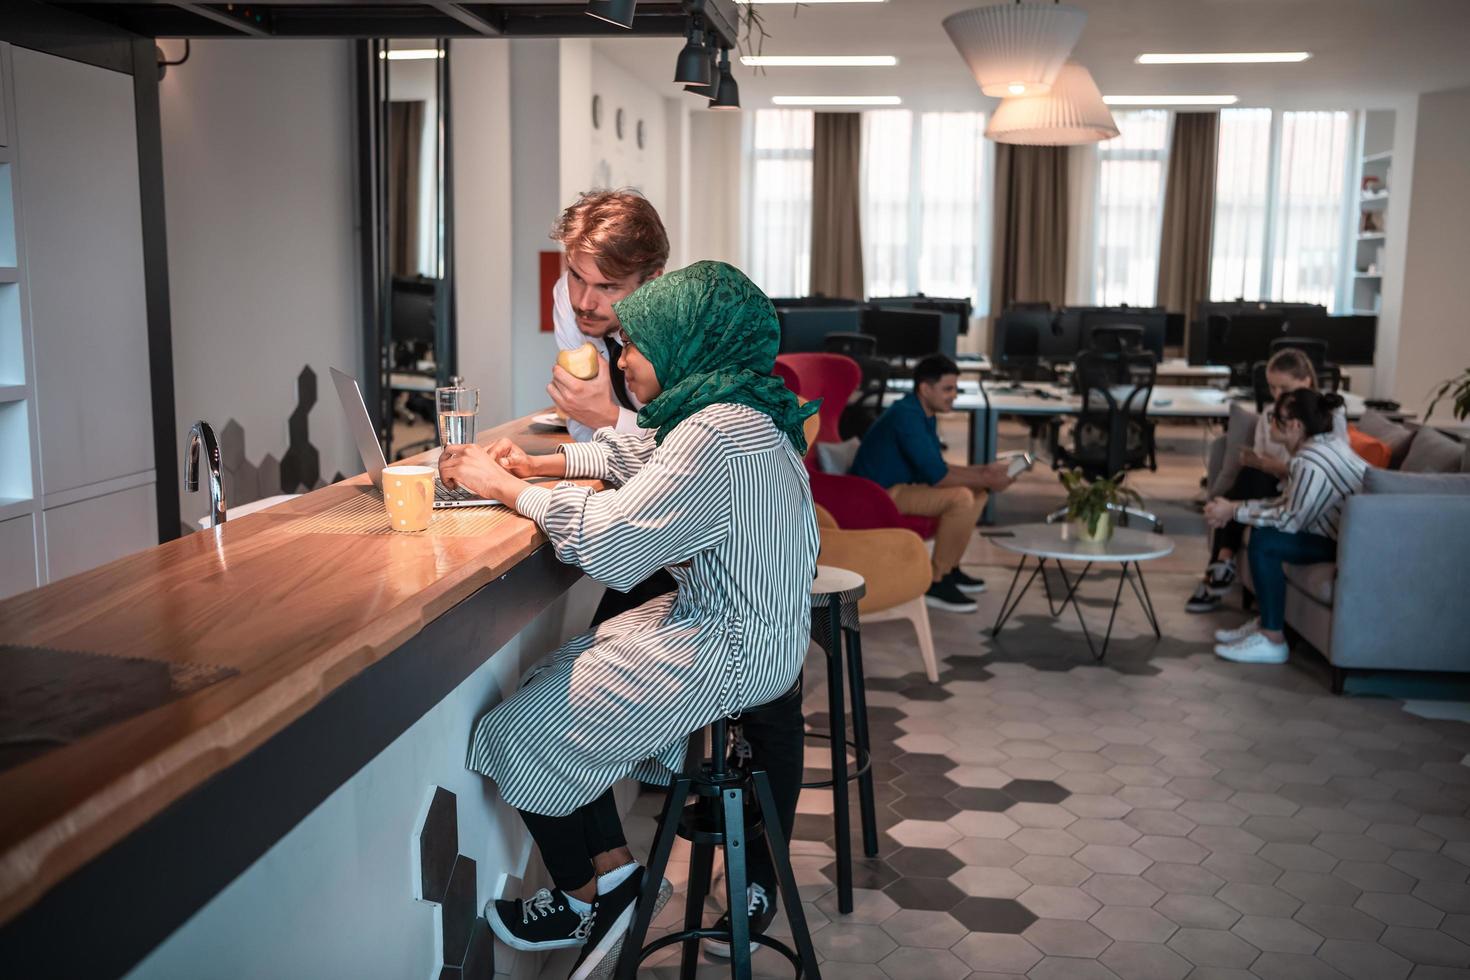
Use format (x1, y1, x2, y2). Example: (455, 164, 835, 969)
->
(850, 354, 1014, 613)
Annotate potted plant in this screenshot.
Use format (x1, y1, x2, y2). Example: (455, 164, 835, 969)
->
(1427, 368, 1470, 421)
(1060, 469, 1143, 544)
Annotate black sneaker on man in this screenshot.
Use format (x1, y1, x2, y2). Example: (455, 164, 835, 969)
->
(947, 567, 988, 594)
(568, 868, 673, 980)
(925, 578, 978, 613)
(1204, 559, 1237, 595)
(486, 887, 596, 952)
(705, 882, 778, 958)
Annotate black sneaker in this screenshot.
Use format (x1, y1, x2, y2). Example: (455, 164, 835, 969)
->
(567, 868, 673, 980)
(705, 882, 778, 958)
(1204, 559, 1237, 595)
(925, 579, 978, 613)
(947, 568, 988, 594)
(1185, 581, 1223, 614)
(487, 887, 596, 952)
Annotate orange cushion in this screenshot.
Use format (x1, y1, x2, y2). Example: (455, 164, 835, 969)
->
(1348, 425, 1391, 468)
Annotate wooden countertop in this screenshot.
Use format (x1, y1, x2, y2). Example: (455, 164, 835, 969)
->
(0, 413, 583, 926)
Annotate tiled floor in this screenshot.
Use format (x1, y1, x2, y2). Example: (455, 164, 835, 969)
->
(610, 421, 1470, 979)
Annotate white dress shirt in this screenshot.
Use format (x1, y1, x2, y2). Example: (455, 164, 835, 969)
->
(552, 271, 648, 443)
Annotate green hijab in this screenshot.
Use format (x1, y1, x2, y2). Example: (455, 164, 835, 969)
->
(613, 260, 819, 454)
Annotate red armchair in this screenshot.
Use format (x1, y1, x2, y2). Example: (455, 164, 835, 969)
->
(777, 353, 938, 541)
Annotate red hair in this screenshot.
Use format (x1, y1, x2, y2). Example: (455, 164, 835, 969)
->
(551, 189, 669, 282)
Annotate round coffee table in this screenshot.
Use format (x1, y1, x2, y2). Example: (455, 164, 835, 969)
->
(990, 522, 1174, 660)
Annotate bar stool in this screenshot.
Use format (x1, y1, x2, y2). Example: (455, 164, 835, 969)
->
(615, 707, 822, 980)
(805, 565, 879, 915)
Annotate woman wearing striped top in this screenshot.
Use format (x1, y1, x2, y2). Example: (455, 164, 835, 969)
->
(1204, 389, 1367, 664)
(438, 261, 819, 977)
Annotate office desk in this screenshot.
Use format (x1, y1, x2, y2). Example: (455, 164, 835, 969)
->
(885, 384, 1375, 467)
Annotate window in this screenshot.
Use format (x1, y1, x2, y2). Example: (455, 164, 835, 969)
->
(1209, 108, 1272, 302)
(1209, 108, 1353, 310)
(744, 110, 813, 298)
(1092, 110, 1171, 307)
(860, 110, 990, 309)
(1271, 111, 1352, 310)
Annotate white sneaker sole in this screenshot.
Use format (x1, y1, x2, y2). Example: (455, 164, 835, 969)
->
(1213, 643, 1288, 664)
(954, 582, 988, 595)
(925, 595, 978, 613)
(570, 877, 673, 980)
(487, 906, 587, 952)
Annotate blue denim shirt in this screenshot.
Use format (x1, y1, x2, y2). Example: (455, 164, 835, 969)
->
(848, 392, 948, 489)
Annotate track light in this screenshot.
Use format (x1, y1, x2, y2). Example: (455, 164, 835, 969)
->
(709, 47, 740, 110)
(674, 20, 712, 85)
(685, 36, 720, 97)
(586, 0, 637, 29)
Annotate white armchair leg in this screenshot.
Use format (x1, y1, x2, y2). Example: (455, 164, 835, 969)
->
(868, 595, 940, 683)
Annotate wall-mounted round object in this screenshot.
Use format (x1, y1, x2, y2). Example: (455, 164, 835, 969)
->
(592, 94, 602, 129)
(636, 120, 646, 149)
(616, 108, 625, 140)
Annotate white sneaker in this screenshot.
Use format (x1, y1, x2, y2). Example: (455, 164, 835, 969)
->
(1214, 633, 1289, 664)
(1214, 619, 1261, 644)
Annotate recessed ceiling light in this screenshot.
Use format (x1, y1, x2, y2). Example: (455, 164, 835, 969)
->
(1007, 83, 1027, 95)
(1103, 94, 1239, 106)
(382, 49, 444, 61)
(1136, 52, 1311, 65)
(772, 95, 903, 106)
(741, 55, 898, 67)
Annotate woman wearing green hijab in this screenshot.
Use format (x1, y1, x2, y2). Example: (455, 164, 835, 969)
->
(439, 261, 820, 976)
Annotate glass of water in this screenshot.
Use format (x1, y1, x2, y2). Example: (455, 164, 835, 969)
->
(436, 382, 479, 447)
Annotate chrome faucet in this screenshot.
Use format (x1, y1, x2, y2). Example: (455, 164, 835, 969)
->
(185, 420, 227, 528)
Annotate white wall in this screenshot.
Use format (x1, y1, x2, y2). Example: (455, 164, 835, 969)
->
(686, 111, 743, 268)
(1390, 84, 1470, 418)
(586, 53, 670, 217)
(159, 40, 361, 530)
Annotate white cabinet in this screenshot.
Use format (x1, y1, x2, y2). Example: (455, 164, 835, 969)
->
(42, 485, 157, 583)
(0, 513, 37, 598)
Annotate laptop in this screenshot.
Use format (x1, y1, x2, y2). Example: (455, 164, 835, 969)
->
(330, 367, 500, 509)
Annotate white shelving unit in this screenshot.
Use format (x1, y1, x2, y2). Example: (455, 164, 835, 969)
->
(1349, 109, 1394, 317)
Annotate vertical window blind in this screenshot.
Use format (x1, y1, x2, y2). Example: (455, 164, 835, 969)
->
(745, 109, 814, 298)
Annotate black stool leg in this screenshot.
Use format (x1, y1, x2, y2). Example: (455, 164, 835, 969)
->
(615, 771, 691, 980)
(823, 600, 852, 913)
(681, 840, 715, 980)
(721, 785, 753, 980)
(843, 626, 879, 859)
(752, 768, 822, 979)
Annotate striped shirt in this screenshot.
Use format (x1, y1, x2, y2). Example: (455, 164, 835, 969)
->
(1235, 434, 1368, 540)
(466, 403, 819, 816)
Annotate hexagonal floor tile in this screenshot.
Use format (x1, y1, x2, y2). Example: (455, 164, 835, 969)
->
(1091, 905, 1179, 943)
(1023, 918, 1112, 958)
(881, 876, 965, 912)
(948, 895, 1039, 934)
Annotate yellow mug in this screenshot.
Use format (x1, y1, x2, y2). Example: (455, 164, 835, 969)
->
(383, 465, 434, 532)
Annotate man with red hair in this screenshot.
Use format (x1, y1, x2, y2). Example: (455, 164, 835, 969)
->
(547, 189, 670, 443)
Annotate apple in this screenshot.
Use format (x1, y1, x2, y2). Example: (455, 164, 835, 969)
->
(557, 342, 600, 381)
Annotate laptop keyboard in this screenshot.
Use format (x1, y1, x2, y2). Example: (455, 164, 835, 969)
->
(434, 479, 479, 502)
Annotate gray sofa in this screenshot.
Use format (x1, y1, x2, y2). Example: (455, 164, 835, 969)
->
(1238, 469, 1470, 691)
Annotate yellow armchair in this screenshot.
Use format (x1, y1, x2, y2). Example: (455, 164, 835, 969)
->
(814, 504, 940, 682)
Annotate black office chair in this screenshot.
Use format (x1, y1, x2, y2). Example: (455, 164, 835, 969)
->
(823, 332, 878, 358)
(839, 356, 891, 440)
(1048, 350, 1160, 529)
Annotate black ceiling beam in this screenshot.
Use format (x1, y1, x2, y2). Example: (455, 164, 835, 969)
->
(169, 2, 273, 36)
(423, 1, 503, 36)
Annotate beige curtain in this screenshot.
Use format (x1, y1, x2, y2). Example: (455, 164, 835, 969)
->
(388, 100, 425, 278)
(809, 112, 865, 299)
(1156, 112, 1219, 316)
(990, 144, 1069, 314)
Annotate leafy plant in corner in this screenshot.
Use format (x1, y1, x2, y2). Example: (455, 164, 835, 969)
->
(1427, 368, 1470, 421)
(1061, 469, 1143, 537)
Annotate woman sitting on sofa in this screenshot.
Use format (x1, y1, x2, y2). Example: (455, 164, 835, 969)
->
(1186, 348, 1347, 614)
(1205, 388, 1366, 664)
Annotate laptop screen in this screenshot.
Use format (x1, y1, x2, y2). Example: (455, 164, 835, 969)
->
(330, 367, 388, 489)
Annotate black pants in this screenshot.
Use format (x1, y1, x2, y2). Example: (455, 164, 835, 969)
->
(1212, 466, 1280, 560)
(515, 683, 806, 896)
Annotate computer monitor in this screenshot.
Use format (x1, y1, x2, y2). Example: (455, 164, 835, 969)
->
(391, 276, 437, 345)
(873, 295, 974, 335)
(1165, 313, 1186, 350)
(1209, 312, 1289, 367)
(768, 295, 862, 308)
(873, 304, 959, 358)
(861, 307, 946, 359)
(1280, 314, 1378, 366)
(992, 310, 1048, 368)
(776, 306, 864, 353)
(1079, 310, 1167, 360)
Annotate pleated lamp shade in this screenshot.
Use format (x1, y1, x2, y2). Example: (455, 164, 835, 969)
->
(942, 2, 1087, 97)
(985, 62, 1119, 145)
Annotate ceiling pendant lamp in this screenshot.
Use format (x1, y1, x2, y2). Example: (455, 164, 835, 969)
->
(586, 0, 637, 29)
(709, 47, 741, 110)
(684, 33, 720, 96)
(674, 20, 712, 85)
(985, 62, 1118, 145)
(942, 1, 1087, 97)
